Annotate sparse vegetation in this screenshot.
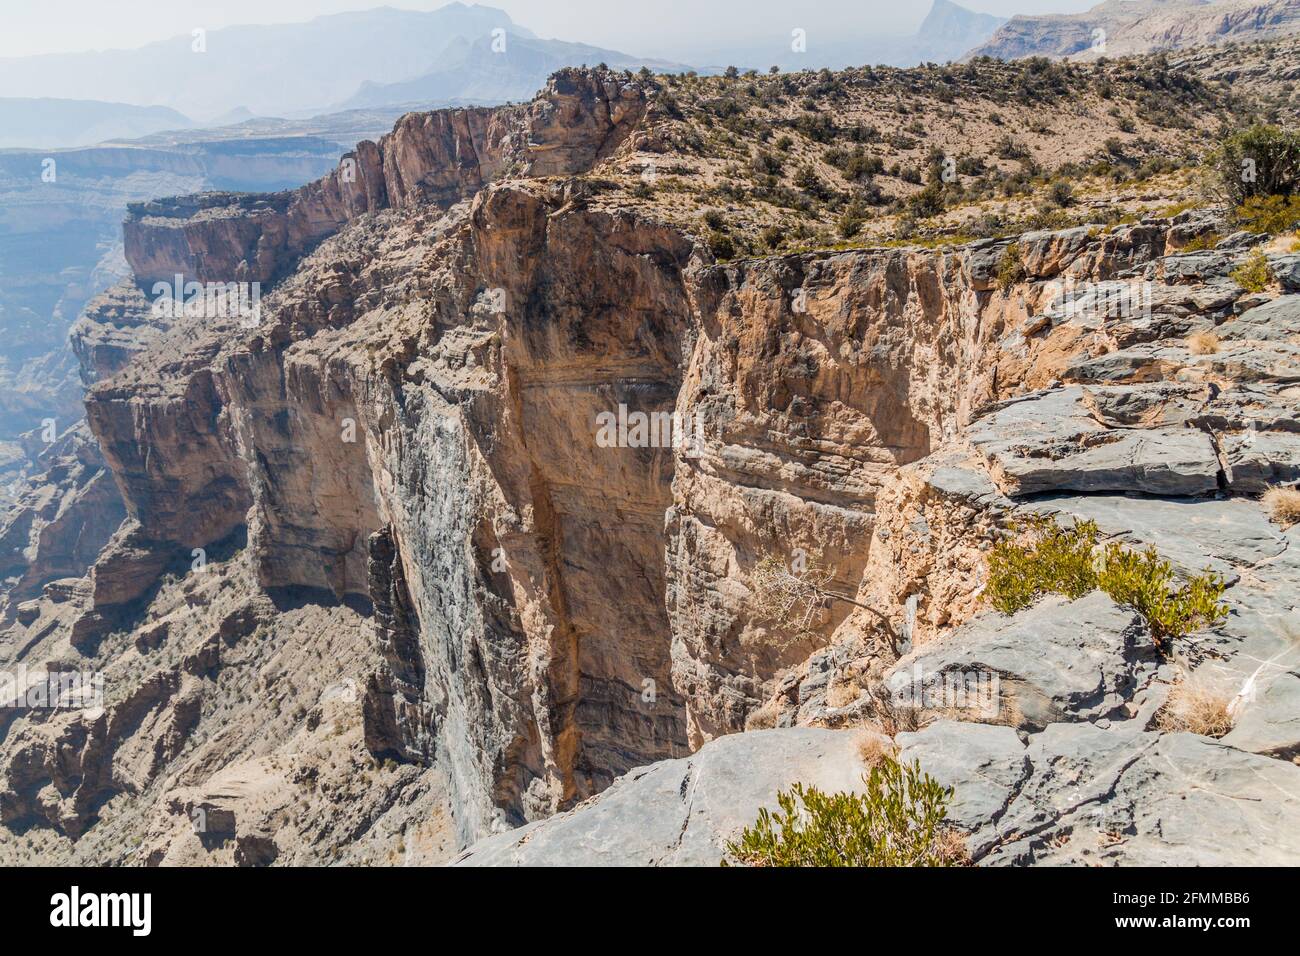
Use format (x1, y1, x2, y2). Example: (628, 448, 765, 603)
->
(1234, 193, 1300, 234)
(1179, 231, 1221, 252)
(1186, 330, 1221, 354)
(986, 517, 1100, 614)
(1157, 671, 1236, 737)
(1263, 485, 1300, 528)
(748, 551, 896, 646)
(724, 755, 965, 867)
(1096, 544, 1229, 647)
(986, 518, 1229, 647)
(996, 242, 1026, 292)
(706, 230, 736, 260)
(1211, 124, 1300, 206)
(1230, 248, 1272, 292)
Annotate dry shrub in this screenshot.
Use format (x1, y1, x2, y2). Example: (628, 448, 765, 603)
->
(1263, 485, 1300, 528)
(860, 682, 924, 736)
(857, 733, 899, 771)
(745, 698, 782, 731)
(747, 554, 833, 634)
(934, 827, 972, 866)
(1157, 673, 1235, 738)
(1186, 330, 1220, 355)
(826, 674, 863, 709)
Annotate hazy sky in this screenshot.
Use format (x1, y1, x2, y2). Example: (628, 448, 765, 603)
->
(0, 0, 1100, 59)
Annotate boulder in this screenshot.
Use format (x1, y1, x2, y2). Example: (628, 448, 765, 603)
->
(969, 386, 1220, 497)
(883, 592, 1163, 730)
(454, 728, 870, 867)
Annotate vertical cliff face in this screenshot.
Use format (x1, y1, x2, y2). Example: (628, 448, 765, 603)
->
(66, 141, 1183, 843)
(8, 63, 1257, 859)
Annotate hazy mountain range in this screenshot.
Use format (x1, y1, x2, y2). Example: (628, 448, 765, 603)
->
(0, 99, 193, 150)
(1, 2, 1008, 150)
(0, 4, 684, 131)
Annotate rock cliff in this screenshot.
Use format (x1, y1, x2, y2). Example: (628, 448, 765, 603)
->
(967, 0, 1300, 61)
(2, 61, 1298, 866)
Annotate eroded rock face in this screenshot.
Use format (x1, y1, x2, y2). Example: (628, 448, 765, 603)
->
(117, 70, 649, 288)
(967, 0, 1300, 62)
(5, 66, 1300, 865)
(0, 423, 125, 622)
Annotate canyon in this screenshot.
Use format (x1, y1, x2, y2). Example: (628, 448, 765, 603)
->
(0, 58, 1298, 866)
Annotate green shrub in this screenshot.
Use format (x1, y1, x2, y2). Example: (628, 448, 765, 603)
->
(759, 224, 784, 250)
(1179, 231, 1221, 252)
(995, 242, 1026, 292)
(1230, 248, 1272, 293)
(907, 181, 945, 217)
(1047, 181, 1075, 208)
(706, 230, 736, 260)
(1234, 193, 1300, 234)
(724, 756, 960, 867)
(987, 517, 1100, 613)
(986, 518, 1228, 648)
(1211, 124, 1300, 206)
(838, 206, 865, 239)
(1096, 545, 1228, 646)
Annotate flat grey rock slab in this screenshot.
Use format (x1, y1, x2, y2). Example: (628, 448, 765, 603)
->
(453, 727, 868, 866)
(983, 725, 1300, 866)
(1221, 429, 1300, 492)
(884, 592, 1161, 731)
(969, 386, 1219, 497)
(1220, 294, 1300, 342)
(895, 721, 1028, 847)
(1026, 494, 1288, 578)
(1222, 669, 1300, 758)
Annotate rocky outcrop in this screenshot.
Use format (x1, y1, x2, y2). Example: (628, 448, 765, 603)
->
(900, 721, 1300, 865)
(116, 70, 649, 288)
(5, 63, 1299, 867)
(0, 423, 125, 621)
(65, 177, 1300, 851)
(454, 727, 872, 866)
(966, 0, 1300, 61)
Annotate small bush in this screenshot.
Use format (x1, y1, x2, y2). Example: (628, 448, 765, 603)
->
(1263, 485, 1300, 528)
(702, 209, 727, 230)
(1096, 544, 1228, 646)
(838, 206, 865, 239)
(1179, 231, 1221, 252)
(995, 242, 1026, 293)
(1047, 181, 1075, 207)
(707, 230, 735, 260)
(987, 517, 1100, 614)
(907, 181, 946, 217)
(986, 518, 1229, 647)
(995, 135, 1029, 161)
(724, 756, 964, 867)
(759, 224, 784, 250)
(1186, 330, 1220, 355)
(1230, 248, 1272, 293)
(1234, 194, 1300, 234)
